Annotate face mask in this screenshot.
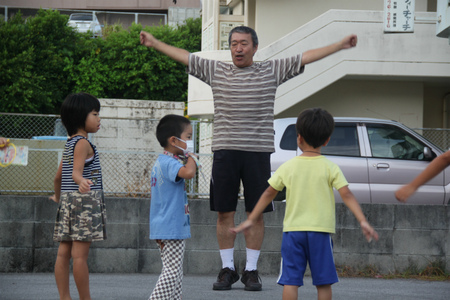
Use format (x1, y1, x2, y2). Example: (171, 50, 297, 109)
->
(185, 140, 194, 153)
(175, 137, 194, 154)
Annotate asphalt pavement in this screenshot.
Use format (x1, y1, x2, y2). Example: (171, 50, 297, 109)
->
(1, 273, 449, 300)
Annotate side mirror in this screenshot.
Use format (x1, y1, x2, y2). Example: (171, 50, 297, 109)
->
(423, 146, 433, 160)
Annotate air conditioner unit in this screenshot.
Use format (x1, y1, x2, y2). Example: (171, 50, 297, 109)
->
(436, 0, 450, 38)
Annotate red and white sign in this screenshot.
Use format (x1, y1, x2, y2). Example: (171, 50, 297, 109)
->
(384, 0, 415, 32)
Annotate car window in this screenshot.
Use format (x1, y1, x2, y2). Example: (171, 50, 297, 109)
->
(367, 124, 427, 160)
(70, 14, 93, 21)
(279, 123, 360, 156)
(322, 124, 360, 157)
(280, 124, 297, 150)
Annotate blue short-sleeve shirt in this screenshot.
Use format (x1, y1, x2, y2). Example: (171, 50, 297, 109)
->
(149, 154, 191, 240)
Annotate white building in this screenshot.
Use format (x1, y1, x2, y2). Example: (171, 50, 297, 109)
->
(188, 0, 450, 135)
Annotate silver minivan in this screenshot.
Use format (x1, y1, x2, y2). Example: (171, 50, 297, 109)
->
(271, 117, 449, 205)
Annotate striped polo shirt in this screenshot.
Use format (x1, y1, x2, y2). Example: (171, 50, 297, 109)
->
(188, 53, 304, 153)
(61, 135, 103, 192)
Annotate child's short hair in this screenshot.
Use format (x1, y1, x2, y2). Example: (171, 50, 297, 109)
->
(296, 108, 334, 148)
(60, 93, 101, 136)
(156, 114, 191, 147)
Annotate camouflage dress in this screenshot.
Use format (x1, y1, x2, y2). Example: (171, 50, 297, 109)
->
(53, 135, 106, 242)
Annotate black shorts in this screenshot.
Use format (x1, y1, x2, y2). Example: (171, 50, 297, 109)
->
(210, 150, 274, 213)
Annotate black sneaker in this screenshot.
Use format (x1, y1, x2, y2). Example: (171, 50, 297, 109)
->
(241, 269, 262, 291)
(212, 267, 240, 290)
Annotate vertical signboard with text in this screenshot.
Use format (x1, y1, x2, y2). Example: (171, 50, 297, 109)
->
(384, 0, 416, 32)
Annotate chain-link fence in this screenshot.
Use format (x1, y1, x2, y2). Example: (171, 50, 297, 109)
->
(0, 113, 212, 198)
(412, 128, 450, 152)
(2, 113, 450, 197)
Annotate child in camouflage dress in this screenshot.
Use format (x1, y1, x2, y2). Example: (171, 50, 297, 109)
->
(50, 93, 106, 300)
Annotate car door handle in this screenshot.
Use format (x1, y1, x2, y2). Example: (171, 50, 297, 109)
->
(374, 163, 389, 169)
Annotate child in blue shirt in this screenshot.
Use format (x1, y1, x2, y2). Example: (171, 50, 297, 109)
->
(149, 114, 198, 300)
(232, 108, 378, 300)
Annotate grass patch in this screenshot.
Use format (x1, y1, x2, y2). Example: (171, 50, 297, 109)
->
(336, 264, 380, 278)
(336, 260, 450, 281)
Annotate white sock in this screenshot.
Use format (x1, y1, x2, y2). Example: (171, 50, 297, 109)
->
(245, 248, 260, 271)
(220, 248, 235, 270)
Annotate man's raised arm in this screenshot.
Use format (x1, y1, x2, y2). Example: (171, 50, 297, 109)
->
(301, 34, 357, 66)
(140, 31, 190, 66)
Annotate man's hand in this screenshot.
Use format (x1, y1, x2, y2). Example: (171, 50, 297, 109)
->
(340, 34, 358, 49)
(140, 31, 157, 48)
(139, 30, 189, 65)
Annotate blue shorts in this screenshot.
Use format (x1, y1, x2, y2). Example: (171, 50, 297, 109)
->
(277, 231, 339, 287)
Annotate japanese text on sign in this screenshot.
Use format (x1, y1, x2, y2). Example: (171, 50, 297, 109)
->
(384, 0, 415, 32)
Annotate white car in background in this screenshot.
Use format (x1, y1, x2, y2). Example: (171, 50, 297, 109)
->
(271, 117, 449, 205)
(68, 13, 102, 37)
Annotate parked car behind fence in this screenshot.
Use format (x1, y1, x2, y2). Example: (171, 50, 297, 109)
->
(67, 13, 102, 37)
(271, 117, 449, 205)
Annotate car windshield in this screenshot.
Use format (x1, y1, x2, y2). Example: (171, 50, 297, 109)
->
(367, 124, 428, 160)
(70, 14, 93, 21)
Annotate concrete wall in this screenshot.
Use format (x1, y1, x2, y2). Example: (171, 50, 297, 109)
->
(276, 80, 424, 129)
(97, 99, 184, 151)
(93, 99, 184, 195)
(1, 196, 449, 275)
(423, 85, 450, 129)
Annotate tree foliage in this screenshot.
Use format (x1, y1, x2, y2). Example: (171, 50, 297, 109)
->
(0, 9, 202, 114)
(0, 10, 79, 113)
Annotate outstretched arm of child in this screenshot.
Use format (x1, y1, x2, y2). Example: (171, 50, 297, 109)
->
(301, 34, 357, 66)
(395, 150, 450, 203)
(339, 185, 379, 242)
(231, 186, 279, 234)
(140, 31, 190, 66)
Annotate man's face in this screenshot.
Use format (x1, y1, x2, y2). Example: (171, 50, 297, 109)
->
(230, 32, 258, 68)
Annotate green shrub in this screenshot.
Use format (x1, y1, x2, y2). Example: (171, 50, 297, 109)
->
(0, 9, 79, 113)
(0, 9, 201, 114)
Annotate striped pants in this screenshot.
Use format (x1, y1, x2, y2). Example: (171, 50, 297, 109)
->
(149, 239, 185, 300)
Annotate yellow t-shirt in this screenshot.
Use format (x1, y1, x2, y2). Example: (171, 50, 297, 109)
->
(269, 155, 348, 233)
